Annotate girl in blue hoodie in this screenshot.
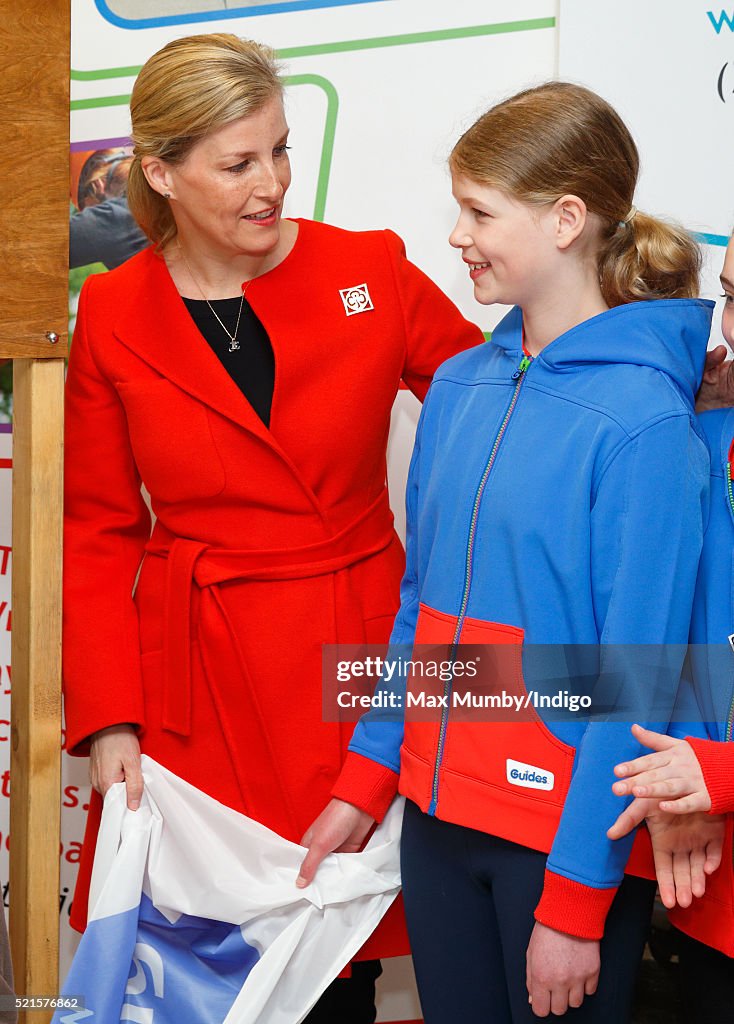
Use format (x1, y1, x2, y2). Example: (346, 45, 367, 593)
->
(607, 234, 734, 1021)
(299, 82, 713, 1022)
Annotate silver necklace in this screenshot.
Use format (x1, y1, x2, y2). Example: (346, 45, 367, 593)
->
(178, 244, 250, 353)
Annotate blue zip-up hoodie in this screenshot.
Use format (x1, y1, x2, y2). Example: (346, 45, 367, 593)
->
(333, 299, 713, 940)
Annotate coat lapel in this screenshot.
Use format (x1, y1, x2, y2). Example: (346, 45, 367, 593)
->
(112, 248, 276, 448)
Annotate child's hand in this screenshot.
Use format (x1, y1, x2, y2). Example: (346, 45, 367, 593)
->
(644, 808, 725, 909)
(611, 723, 711, 814)
(696, 345, 734, 412)
(526, 923, 599, 1017)
(607, 799, 725, 906)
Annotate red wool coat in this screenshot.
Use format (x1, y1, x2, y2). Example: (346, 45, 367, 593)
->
(63, 218, 482, 954)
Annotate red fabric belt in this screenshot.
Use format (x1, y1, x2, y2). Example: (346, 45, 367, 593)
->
(145, 497, 395, 741)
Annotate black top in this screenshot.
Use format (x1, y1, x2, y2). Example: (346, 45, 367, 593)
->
(182, 296, 275, 427)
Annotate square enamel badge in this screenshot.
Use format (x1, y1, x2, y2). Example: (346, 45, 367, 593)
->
(339, 283, 374, 316)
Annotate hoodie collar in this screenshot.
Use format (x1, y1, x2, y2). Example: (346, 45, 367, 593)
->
(492, 299, 714, 407)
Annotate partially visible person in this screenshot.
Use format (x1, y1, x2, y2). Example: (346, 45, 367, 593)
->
(608, 232, 734, 1023)
(606, 241, 732, 1024)
(75, 149, 124, 211)
(70, 149, 147, 269)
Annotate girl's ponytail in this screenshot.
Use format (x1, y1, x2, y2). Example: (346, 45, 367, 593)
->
(598, 210, 701, 306)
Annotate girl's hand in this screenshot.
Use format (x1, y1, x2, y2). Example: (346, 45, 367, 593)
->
(644, 808, 726, 909)
(526, 922, 599, 1017)
(607, 795, 725, 909)
(696, 345, 734, 412)
(611, 723, 711, 814)
(297, 798, 375, 888)
(89, 723, 143, 810)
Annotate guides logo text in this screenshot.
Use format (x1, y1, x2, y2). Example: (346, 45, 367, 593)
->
(506, 758, 555, 792)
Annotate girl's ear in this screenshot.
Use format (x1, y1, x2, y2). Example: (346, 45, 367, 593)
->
(553, 194, 588, 251)
(141, 156, 174, 199)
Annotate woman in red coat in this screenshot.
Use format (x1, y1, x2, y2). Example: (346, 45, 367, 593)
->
(63, 32, 481, 1020)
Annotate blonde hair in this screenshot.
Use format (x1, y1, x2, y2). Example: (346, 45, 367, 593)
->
(127, 33, 283, 249)
(451, 82, 700, 306)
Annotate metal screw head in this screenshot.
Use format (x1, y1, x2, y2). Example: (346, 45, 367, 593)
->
(45, 331, 59, 344)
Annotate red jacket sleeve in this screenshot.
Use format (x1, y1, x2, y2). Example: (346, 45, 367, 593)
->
(63, 275, 151, 755)
(687, 737, 734, 814)
(381, 230, 483, 400)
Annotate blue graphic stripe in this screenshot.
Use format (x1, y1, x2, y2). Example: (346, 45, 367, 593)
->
(53, 895, 260, 1024)
(94, 0, 384, 30)
(693, 231, 729, 247)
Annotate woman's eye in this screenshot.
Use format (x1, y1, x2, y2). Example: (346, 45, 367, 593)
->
(473, 208, 489, 219)
(274, 145, 292, 157)
(226, 160, 250, 174)
(720, 293, 734, 304)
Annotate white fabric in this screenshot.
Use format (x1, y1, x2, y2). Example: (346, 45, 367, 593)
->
(87, 756, 402, 1024)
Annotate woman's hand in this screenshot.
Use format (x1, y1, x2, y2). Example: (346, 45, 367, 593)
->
(611, 723, 711, 814)
(526, 922, 599, 1017)
(89, 724, 143, 810)
(296, 798, 375, 888)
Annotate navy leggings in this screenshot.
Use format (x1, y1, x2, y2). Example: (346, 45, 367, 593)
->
(674, 926, 734, 1024)
(401, 800, 655, 1024)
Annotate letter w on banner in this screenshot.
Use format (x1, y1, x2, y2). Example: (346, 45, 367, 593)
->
(53, 757, 402, 1024)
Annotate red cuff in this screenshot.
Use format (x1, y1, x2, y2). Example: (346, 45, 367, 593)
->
(686, 737, 734, 815)
(534, 869, 617, 940)
(331, 751, 399, 823)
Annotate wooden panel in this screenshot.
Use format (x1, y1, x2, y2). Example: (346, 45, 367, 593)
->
(0, 3, 70, 358)
(10, 360, 64, 1024)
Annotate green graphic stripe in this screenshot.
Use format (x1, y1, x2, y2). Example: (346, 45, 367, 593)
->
(71, 94, 130, 109)
(70, 17, 555, 81)
(70, 74, 338, 223)
(284, 74, 338, 221)
(71, 65, 142, 81)
(278, 18, 555, 58)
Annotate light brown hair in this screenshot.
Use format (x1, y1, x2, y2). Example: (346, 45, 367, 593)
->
(450, 81, 700, 305)
(127, 33, 282, 249)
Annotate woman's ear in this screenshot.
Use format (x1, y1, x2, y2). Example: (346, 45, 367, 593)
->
(141, 156, 174, 199)
(553, 194, 588, 251)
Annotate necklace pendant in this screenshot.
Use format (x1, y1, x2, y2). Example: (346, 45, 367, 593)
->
(228, 338, 240, 353)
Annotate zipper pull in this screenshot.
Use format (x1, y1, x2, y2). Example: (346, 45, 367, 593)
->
(512, 355, 531, 380)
